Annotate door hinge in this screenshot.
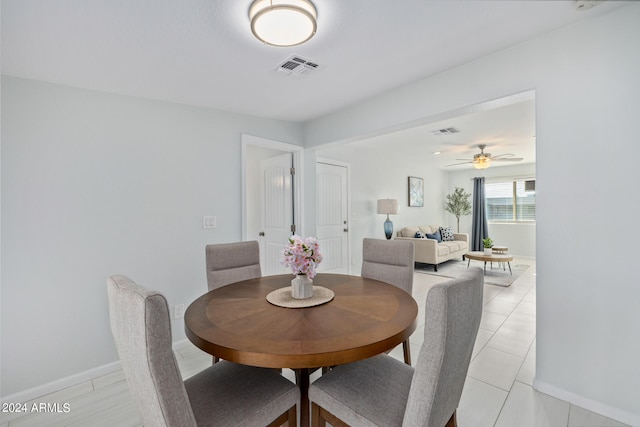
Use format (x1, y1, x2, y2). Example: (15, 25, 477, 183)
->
(290, 167, 296, 175)
(291, 224, 296, 233)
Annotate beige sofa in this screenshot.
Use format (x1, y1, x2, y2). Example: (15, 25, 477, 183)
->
(395, 225, 469, 271)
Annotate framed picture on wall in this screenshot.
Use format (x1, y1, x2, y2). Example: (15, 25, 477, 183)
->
(408, 176, 424, 207)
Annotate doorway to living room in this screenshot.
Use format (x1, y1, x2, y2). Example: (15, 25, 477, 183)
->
(312, 90, 536, 270)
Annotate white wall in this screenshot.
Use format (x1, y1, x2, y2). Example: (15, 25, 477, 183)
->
(303, 5, 640, 425)
(447, 163, 536, 258)
(0, 77, 303, 397)
(315, 140, 447, 274)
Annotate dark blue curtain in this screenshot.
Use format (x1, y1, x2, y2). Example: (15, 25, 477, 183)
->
(471, 177, 489, 251)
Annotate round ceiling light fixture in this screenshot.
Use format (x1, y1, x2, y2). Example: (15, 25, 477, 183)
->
(249, 0, 317, 47)
(473, 157, 492, 170)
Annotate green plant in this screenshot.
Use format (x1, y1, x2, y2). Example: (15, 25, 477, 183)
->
(444, 187, 472, 233)
(482, 237, 494, 248)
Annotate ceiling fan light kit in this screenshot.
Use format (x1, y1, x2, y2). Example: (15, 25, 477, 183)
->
(249, 0, 317, 47)
(446, 144, 524, 169)
(473, 157, 491, 169)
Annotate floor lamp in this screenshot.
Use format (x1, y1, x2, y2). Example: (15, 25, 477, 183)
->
(377, 199, 398, 240)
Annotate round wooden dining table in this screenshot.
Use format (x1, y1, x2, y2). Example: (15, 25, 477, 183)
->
(184, 273, 418, 426)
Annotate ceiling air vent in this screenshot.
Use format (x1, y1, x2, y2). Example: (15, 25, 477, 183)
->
(430, 127, 460, 136)
(277, 55, 320, 77)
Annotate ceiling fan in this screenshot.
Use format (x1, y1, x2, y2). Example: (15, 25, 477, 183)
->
(446, 144, 523, 169)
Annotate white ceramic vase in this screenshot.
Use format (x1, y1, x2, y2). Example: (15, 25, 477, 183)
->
(291, 274, 314, 299)
(484, 247, 493, 255)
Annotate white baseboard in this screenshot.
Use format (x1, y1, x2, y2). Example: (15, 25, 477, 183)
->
(533, 378, 640, 426)
(172, 338, 192, 351)
(1, 360, 122, 405)
(1, 339, 195, 404)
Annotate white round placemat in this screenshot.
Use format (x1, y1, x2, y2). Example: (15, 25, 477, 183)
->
(266, 286, 335, 308)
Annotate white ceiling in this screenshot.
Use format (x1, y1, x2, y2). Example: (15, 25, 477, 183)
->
(341, 94, 537, 170)
(0, 0, 629, 169)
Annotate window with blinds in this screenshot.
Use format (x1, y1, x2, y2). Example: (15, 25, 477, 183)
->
(485, 179, 536, 222)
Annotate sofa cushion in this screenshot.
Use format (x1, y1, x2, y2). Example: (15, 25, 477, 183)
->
(417, 226, 432, 235)
(441, 241, 463, 252)
(422, 225, 442, 234)
(439, 226, 455, 242)
(425, 230, 442, 242)
(400, 226, 420, 238)
(437, 245, 451, 257)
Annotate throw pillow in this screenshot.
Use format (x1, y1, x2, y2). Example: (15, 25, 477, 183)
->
(426, 230, 442, 243)
(414, 231, 426, 238)
(439, 226, 455, 241)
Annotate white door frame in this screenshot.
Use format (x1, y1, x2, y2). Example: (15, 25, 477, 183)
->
(316, 157, 352, 273)
(241, 134, 304, 241)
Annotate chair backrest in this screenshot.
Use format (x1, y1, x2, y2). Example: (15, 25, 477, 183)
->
(402, 267, 484, 427)
(361, 238, 415, 294)
(205, 241, 262, 291)
(107, 275, 197, 427)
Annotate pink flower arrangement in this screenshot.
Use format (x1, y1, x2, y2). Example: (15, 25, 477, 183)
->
(281, 235, 323, 279)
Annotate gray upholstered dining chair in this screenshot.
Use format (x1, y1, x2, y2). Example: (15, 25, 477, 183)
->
(361, 237, 415, 364)
(107, 275, 299, 427)
(205, 240, 263, 363)
(309, 267, 484, 427)
(205, 240, 262, 291)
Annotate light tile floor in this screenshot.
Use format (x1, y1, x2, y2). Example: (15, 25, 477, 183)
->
(406, 258, 627, 427)
(0, 257, 629, 426)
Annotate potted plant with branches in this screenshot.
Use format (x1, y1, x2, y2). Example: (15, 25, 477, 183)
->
(444, 187, 472, 233)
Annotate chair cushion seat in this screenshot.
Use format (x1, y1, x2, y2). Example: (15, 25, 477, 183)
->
(309, 355, 414, 427)
(185, 361, 299, 427)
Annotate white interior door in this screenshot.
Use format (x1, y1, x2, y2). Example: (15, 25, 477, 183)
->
(316, 161, 350, 273)
(260, 152, 294, 275)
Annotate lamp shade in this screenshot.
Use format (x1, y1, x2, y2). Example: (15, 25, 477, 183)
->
(377, 199, 399, 215)
(249, 0, 317, 47)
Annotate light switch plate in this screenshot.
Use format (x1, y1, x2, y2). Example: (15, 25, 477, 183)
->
(203, 216, 216, 229)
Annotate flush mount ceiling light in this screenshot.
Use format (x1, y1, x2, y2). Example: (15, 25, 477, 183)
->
(249, 0, 317, 47)
(575, 0, 602, 11)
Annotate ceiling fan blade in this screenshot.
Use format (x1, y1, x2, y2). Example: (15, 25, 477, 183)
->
(493, 157, 524, 161)
(445, 161, 472, 167)
(492, 153, 516, 159)
(454, 158, 473, 161)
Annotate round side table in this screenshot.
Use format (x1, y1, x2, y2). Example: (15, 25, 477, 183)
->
(492, 246, 508, 269)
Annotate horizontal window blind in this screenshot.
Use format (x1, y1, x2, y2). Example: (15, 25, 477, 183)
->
(486, 180, 535, 222)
